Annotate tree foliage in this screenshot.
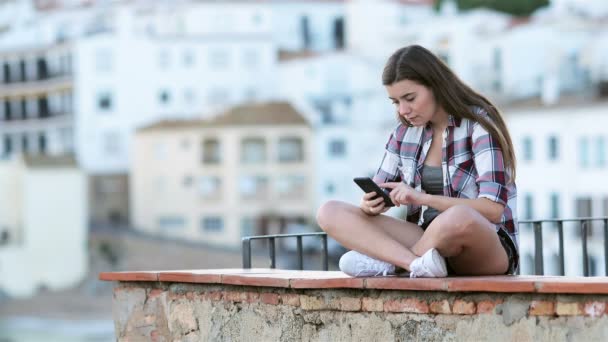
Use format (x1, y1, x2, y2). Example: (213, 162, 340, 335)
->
(435, 0, 550, 17)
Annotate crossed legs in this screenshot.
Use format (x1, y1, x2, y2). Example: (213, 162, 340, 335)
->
(316, 200, 509, 275)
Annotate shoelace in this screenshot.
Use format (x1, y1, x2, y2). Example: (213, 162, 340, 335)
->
(354, 258, 392, 277)
(409, 260, 431, 278)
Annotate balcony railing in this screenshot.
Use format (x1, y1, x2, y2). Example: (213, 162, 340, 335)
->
(242, 217, 608, 277)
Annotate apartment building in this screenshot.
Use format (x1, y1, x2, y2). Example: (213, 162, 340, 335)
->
(131, 102, 315, 248)
(0, 42, 74, 158)
(506, 97, 608, 276)
(0, 154, 87, 298)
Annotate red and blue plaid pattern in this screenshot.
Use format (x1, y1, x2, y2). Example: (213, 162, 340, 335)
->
(372, 107, 519, 250)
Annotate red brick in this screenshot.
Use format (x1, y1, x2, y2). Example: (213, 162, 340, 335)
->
(362, 297, 384, 312)
(556, 302, 584, 316)
(340, 297, 361, 311)
(429, 300, 451, 314)
(529, 300, 555, 316)
(148, 289, 164, 299)
(452, 299, 476, 315)
(384, 298, 429, 314)
(223, 291, 244, 303)
(150, 330, 160, 342)
(476, 299, 503, 314)
(203, 291, 222, 301)
(281, 294, 300, 307)
(584, 301, 606, 318)
(260, 293, 280, 305)
(244, 292, 259, 303)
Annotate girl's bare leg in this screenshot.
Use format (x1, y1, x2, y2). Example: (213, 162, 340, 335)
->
(411, 205, 509, 275)
(316, 200, 424, 270)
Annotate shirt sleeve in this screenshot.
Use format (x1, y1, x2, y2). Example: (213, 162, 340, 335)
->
(471, 121, 508, 206)
(372, 126, 403, 185)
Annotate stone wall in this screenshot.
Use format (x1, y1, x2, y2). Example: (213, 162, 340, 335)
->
(112, 282, 608, 341)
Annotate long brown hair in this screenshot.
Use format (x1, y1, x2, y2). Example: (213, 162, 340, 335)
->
(382, 45, 516, 182)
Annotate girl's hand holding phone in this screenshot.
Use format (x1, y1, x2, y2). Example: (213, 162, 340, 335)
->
(360, 192, 389, 215)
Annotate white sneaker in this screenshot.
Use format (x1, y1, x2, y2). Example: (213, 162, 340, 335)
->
(339, 250, 396, 277)
(409, 248, 448, 278)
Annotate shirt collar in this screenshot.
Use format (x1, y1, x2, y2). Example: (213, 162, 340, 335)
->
(448, 115, 461, 128)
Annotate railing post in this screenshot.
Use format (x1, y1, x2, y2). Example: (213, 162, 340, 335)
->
(534, 221, 544, 275)
(242, 238, 252, 269)
(582, 220, 589, 276)
(557, 221, 565, 276)
(269, 237, 276, 269)
(297, 236, 303, 270)
(321, 234, 328, 271)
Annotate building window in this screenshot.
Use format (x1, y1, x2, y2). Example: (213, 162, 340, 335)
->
(21, 134, 28, 152)
(202, 138, 221, 164)
(548, 135, 559, 161)
(575, 197, 593, 237)
(329, 139, 346, 157)
(278, 137, 303, 162)
(209, 49, 229, 68)
(199, 176, 221, 198)
(38, 133, 46, 154)
(158, 216, 185, 229)
(241, 137, 266, 164)
(550, 193, 559, 219)
(201, 216, 224, 232)
(239, 175, 269, 199)
(97, 92, 112, 111)
(276, 175, 306, 199)
(3, 135, 12, 156)
(242, 49, 259, 69)
(158, 89, 170, 105)
(524, 193, 534, 220)
(326, 182, 335, 194)
(579, 137, 589, 168)
(182, 50, 195, 67)
(183, 175, 193, 187)
(522, 136, 533, 162)
(596, 136, 605, 167)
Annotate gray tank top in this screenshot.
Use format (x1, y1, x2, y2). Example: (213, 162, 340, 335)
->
(421, 165, 443, 226)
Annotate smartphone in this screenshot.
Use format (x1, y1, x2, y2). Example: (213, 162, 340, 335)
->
(353, 177, 395, 207)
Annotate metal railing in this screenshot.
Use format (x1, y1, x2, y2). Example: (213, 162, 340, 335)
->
(242, 232, 329, 271)
(242, 217, 608, 276)
(519, 217, 608, 276)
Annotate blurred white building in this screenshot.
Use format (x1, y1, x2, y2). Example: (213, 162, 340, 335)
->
(0, 0, 278, 224)
(0, 154, 87, 298)
(271, 0, 346, 52)
(506, 97, 608, 276)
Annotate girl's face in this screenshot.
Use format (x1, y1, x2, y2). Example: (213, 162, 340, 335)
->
(385, 79, 445, 127)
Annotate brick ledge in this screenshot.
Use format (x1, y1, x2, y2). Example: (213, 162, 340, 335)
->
(98, 268, 608, 294)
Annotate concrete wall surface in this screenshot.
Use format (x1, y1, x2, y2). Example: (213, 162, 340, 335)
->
(111, 282, 608, 342)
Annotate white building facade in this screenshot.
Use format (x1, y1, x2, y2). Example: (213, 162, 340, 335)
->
(506, 100, 608, 276)
(0, 155, 87, 298)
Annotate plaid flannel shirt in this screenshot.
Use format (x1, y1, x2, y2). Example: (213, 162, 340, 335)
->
(372, 107, 519, 250)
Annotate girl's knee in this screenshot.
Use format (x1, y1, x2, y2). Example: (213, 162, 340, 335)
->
(316, 200, 345, 231)
(437, 205, 479, 239)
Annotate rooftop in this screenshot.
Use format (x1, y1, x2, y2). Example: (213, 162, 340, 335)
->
(139, 101, 309, 132)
